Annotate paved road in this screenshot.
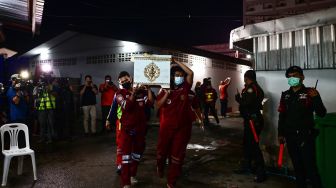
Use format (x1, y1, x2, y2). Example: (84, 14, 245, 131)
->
(1, 118, 296, 188)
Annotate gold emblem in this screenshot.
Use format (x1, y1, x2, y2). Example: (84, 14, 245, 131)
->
(144, 62, 160, 82)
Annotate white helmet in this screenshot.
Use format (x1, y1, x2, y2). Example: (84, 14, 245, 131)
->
(10, 74, 20, 81)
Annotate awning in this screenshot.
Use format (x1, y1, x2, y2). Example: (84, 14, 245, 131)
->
(230, 6, 336, 51)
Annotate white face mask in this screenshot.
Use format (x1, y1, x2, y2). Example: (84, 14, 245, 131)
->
(174, 76, 184, 85)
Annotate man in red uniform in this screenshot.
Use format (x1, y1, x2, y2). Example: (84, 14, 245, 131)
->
(99, 75, 117, 133)
(219, 77, 231, 118)
(114, 71, 154, 188)
(156, 59, 194, 188)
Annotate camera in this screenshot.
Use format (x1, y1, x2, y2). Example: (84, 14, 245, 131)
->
(106, 79, 113, 86)
(13, 79, 33, 92)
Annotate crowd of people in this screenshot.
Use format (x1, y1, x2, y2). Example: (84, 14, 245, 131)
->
(0, 74, 75, 143)
(106, 63, 326, 188)
(0, 62, 326, 188)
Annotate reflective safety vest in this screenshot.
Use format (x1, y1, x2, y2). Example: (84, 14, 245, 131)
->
(37, 92, 56, 110)
(117, 105, 122, 130)
(205, 92, 214, 102)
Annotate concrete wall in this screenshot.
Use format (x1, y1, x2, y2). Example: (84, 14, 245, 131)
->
(28, 33, 249, 120)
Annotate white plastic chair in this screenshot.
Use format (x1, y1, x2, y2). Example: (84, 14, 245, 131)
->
(0, 123, 37, 186)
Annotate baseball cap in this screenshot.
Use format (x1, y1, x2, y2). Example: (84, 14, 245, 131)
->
(285, 66, 303, 78)
(10, 74, 20, 81)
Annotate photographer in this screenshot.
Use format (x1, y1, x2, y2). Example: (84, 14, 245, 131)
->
(99, 75, 117, 133)
(6, 74, 29, 124)
(34, 75, 57, 143)
(80, 75, 98, 136)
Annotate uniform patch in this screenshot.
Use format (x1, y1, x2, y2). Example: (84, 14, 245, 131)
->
(180, 95, 185, 101)
(139, 102, 144, 106)
(166, 99, 172, 104)
(247, 88, 253, 93)
(299, 93, 307, 99)
(285, 94, 290, 100)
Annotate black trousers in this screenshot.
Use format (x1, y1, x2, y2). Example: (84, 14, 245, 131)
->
(220, 99, 228, 117)
(203, 102, 219, 124)
(285, 133, 323, 188)
(101, 105, 111, 132)
(242, 116, 265, 176)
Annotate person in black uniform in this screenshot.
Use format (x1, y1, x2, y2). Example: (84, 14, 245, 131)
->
(278, 66, 326, 188)
(234, 70, 266, 182)
(202, 78, 220, 125)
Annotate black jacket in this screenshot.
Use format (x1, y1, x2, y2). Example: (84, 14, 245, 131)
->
(277, 85, 326, 136)
(236, 82, 264, 119)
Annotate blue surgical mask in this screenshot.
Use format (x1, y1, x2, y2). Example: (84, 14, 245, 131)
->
(288, 77, 301, 87)
(174, 76, 184, 86)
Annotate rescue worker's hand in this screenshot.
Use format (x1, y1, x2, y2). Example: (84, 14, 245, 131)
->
(105, 121, 111, 130)
(307, 88, 319, 97)
(132, 84, 140, 94)
(159, 88, 170, 95)
(278, 136, 285, 144)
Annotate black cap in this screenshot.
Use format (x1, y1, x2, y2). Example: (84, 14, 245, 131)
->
(244, 70, 256, 81)
(285, 66, 303, 78)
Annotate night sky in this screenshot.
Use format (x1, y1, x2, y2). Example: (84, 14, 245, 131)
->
(3, 0, 243, 52)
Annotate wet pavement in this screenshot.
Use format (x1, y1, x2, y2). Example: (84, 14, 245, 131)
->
(1, 117, 297, 188)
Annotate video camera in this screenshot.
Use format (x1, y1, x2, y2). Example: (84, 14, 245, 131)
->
(11, 73, 33, 91)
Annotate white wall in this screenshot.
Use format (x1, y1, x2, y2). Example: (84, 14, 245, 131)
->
(257, 69, 336, 145)
(191, 63, 249, 113)
(29, 33, 249, 120)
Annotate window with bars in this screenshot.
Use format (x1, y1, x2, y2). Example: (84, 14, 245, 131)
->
(86, 52, 145, 64)
(254, 24, 336, 71)
(31, 58, 77, 67)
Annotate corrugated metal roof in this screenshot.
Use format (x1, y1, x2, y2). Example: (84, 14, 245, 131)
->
(0, 0, 45, 32)
(0, 0, 29, 22)
(230, 6, 336, 47)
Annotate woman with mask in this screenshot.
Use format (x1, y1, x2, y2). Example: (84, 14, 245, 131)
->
(114, 71, 154, 188)
(156, 59, 194, 188)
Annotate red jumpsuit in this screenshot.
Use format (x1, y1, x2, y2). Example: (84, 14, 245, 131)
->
(115, 89, 151, 186)
(115, 119, 122, 170)
(156, 82, 193, 187)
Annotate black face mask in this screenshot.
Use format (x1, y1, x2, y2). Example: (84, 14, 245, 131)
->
(122, 82, 132, 89)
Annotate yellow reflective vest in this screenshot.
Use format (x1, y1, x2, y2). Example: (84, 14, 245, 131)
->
(37, 92, 56, 110)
